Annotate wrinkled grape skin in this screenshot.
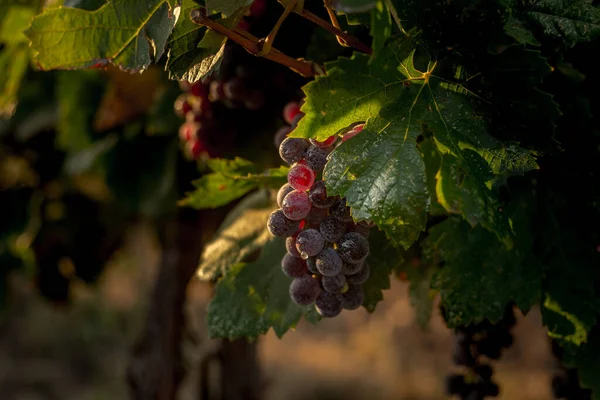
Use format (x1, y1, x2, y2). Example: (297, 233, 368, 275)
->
(331, 199, 353, 222)
(322, 274, 347, 293)
(289, 275, 321, 305)
(286, 236, 302, 258)
(315, 247, 343, 276)
(341, 284, 364, 310)
(279, 137, 309, 165)
(346, 263, 370, 285)
(277, 183, 294, 208)
(281, 190, 311, 221)
(287, 163, 316, 192)
(319, 217, 346, 243)
(295, 229, 325, 259)
(304, 146, 331, 173)
(337, 232, 370, 264)
(308, 181, 336, 209)
(341, 260, 364, 275)
(267, 209, 299, 237)
(316, 291, 343, 317)
(281, 254, 307, 278)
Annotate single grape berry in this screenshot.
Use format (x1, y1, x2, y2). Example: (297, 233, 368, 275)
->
(304, 206, 328, 227)
(306, 257, 319, 274)
(315, 291, 343, 317)
(310, 135, 337, 148)
(445, 374, 468, 396)
(288, 163, 316, 192)
(295, 229, 325, 259)
(337, 232, 370, 264)
(281, 190, 311, 221)
(475, 338, 502, 360)
(274, 125, 293, 149)
(315, 247, 343, 276)
(304, 145, 331, 173)
(289, 275, 321, 305)
(322, 274, 347, 293)
(277, 183, 295, 208)
(281, 254, 307, 278)
(308, 181, 336, 209)
(319, 217, 346, 243)
(331, 199, 353, 222)
(279, 137, 309, 165)
(223, 77, 246, 100)
(479, 381, 500, 397)
(267, 209, 299, 237)
(346, 263, 370, 285)
(475, 364, 493, 381)
(341, 260, 363, 275)
(283, 101, 303, 124)
(174, 94, 192, 118)
(179, 121, 201, 141)
(341, 284, 364, 310)
(186, 138, 209, 159)
(286, 236, 302, 259)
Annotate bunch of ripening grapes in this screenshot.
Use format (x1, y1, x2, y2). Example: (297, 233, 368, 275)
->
(267, 102, 368, 318)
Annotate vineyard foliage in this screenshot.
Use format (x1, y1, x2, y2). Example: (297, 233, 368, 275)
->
(1, 0, 600, 396)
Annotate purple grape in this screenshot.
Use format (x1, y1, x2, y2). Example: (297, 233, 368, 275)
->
(315, 291, 343, 317)
(346, 263, 370, 285)
(289, 275, 321, 305)
(319, 217, 346, 243)
(277, 183, 294, 208)
(306, 256, 319, 274)
(331, 199, 353, 222)
(279, 137, 309, 165)
(337, 232, 369, 264)
(223, 77, 246, 100)
(308, 180, 336, 209)
(267, 209, 299, 237)
(304, 206, 328, 227)
(281, 254, 307, 278)
(315, 247, 343, 276)
(341, 260, 364, 275)
(286, 236, 302, 258)
(295, 229, 325, 259)
(281, 190, 311, 221)
(322, 274, 347, 293)
(346, 222, 370, 237)
(341, 284, 364, 310)
(274, 125, 293, 148)
(304, 146, 332, 173)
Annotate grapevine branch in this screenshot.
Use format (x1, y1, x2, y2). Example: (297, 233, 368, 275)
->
(190, 9, 322, 77)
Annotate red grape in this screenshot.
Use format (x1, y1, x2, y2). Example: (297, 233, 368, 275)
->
(288, 163, 315, 191)
(281, 190, 311, 220)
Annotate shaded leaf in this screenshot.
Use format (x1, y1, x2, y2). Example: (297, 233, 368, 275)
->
(25, 0, 178, 72)
(206, 0, 251, 17)
(179, 157, 288, 209)
(370, 0, 392, 62)
(334, 0, 377, 13)
(563, 327, 600, 400)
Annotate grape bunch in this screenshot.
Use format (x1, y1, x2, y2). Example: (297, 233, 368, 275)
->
(550, 339, 592, 400)
(444, 305, 516, 399)
(174, 80, 220, 160)
(267, 102, 370, 318)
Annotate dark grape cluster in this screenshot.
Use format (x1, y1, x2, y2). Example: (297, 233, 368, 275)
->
(550, 339, 592, 400)
(267, 102, 370, 318)
(174, 80, 220, 160)
(444, 306, 516, 399)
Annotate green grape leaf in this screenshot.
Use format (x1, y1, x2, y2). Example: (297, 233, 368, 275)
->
(180, 157, 289, 209)
(196, 189, 273, 282)
(334, 0, 377, 13)
(370, 0, 392, 61)
(166, 0, 233, 82)
(563, 328, 600, 399)
(206, 206, 312, 339)
(296, 36, 537, 247)
(206, 0, 250, 17)
(419, 136, 445, 215)
(63, 0, 107, 11)
(55, 71, 105, 152)
(24, 0, 179, 72)
(423, 210, 541, 328)
(503, 0, 600, 47)
(361, 229, 404, 311)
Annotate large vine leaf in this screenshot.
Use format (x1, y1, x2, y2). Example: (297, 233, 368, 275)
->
(423, 207, 541, 328)
(166, 0, 234, 82)
(503, 0, 600, 47)
(24, 0, 179, 72)
(206, 0, 251, 17)
(293, 36, 537, 247)
(179, 157, 288, 209)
